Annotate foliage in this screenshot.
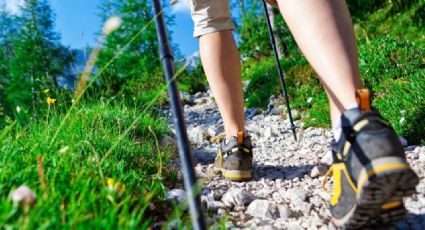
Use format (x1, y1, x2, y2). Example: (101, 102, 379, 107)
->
(358, 37, 425, 144)
(94, 0, 166, 104)
(2, 0, 71, 115)
(352, 0, 425, 44)
(237, 0, 271, 60)
(178, 58, 208, 94)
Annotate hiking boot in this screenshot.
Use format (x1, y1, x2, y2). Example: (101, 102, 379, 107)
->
(212, 131, 253, 181)
(323, 89, 419, 229)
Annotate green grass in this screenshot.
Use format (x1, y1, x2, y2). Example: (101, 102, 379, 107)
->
(0, 99, 180, 228)
(242, 36, 424, 143)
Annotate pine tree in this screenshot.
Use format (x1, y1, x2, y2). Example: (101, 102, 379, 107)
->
(95, 0, 167, 99)
(0, 3, 19, 117)
(7, 0, 69, 111)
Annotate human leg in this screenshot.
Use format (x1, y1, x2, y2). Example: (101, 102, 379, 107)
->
(276, 0, 362, 127)
(189, 0, 252, 181)
(199, 31, 245, 139)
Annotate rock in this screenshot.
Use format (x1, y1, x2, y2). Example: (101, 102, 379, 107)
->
(161, 135, 176, 148)
(222, 188, 255, 208)
(181, 91, 195, 105)
(285, 222, 303, 230)
(277, 205, 291, 219)
(217, 208, 226, 215)
(264, 127, 274, 138)
(188, 126, 207, 144)
(310, 165, 327, 178)
(166, 189, 186, 203)
(194, 98, 208, 104)
(291, 110, 299, 118)
(246, 199, 279, 219)
(316, 190, 331, 202)
(206, 201, 225, 211)
(285, 188, 307, 203)
(246, 108, 258, 120)
(399, 136, 408, 147)
(194, 91, 203, 98)
(321, 150, 333, 166)
(207, 126, 218, 138)
(256, 225, 276, 230)
(270, 108, 280, 115)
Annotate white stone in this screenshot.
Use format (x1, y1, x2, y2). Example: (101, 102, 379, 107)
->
(310, 166, 327, 178)
(264, 127, 274, 138)
(222, 188, 255, 208)
(246, 199, 279, 219)
(166, 189, 186, 203)
(321, 150, 333, 166)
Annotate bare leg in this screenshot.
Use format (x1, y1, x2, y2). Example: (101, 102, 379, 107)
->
(277, 0, 362, 126)
(199, 30, 245, 138)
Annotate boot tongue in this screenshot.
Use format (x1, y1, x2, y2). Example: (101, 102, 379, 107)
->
(356, 89, 372, 112)
(237, 131, 244, 144)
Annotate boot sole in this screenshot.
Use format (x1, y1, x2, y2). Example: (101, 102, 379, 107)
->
(222, 169, 252, 181)
(333, 157, 419, 229)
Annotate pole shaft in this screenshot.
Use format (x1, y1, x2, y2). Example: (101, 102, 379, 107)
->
(152, 1, 206, 229)
(262, 1, 297, 141)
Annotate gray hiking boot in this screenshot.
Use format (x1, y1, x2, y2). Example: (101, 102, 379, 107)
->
(323, 89, 419, 229)
(213, 131, 253, 181)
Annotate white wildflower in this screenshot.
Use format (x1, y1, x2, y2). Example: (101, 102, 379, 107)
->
(306, 97, 313, 104)
(59, 146, 69, 154)
(103, 16, 122, 35)
(11, 185, 36, 205)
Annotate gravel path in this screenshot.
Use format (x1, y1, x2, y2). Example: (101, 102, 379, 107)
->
(167, 92, 425, 229)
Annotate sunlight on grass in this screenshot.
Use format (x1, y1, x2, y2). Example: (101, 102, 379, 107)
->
(0, 4, 194, 227)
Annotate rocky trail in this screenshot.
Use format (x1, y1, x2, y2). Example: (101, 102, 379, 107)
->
(166, 91, 425, 229)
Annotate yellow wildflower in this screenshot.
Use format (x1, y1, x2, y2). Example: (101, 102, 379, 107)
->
(107, 178, 114, 188)
(43, 89, 50, 94)
(106, 178, 125, 193)
(46, 97, 56, 105)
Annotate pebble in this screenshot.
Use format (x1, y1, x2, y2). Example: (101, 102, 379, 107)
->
(310, 165, 327, 178)
(246, 199, 279, 219)
(222, 188, 255, 208)
(166, 189, 186, 203)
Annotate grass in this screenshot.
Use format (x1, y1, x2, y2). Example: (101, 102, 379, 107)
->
(0, 98, 181, 228)
(242, 35, 424, 143)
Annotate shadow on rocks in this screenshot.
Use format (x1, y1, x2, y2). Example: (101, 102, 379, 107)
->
(252, 163, 319, 181)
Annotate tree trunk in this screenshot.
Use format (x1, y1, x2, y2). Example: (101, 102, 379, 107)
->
(267, 4, 284, 58)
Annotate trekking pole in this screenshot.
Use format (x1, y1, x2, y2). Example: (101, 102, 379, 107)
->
(261, 1, 297, 141)
(152, 1, 206, 229)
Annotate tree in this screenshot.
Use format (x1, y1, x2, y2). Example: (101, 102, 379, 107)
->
(6, 0, 70, 112)
(0, 2, 19, 117)
(95, 0, 169, 100)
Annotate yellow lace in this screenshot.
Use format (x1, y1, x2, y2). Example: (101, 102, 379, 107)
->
(210, 132, 226, 143)
(322, 165, 334, 194)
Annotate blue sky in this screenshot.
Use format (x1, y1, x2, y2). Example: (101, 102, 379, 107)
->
(5, 0, 199, 57)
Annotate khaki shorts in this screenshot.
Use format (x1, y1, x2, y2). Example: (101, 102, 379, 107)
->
(189, 0, 236, 38)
